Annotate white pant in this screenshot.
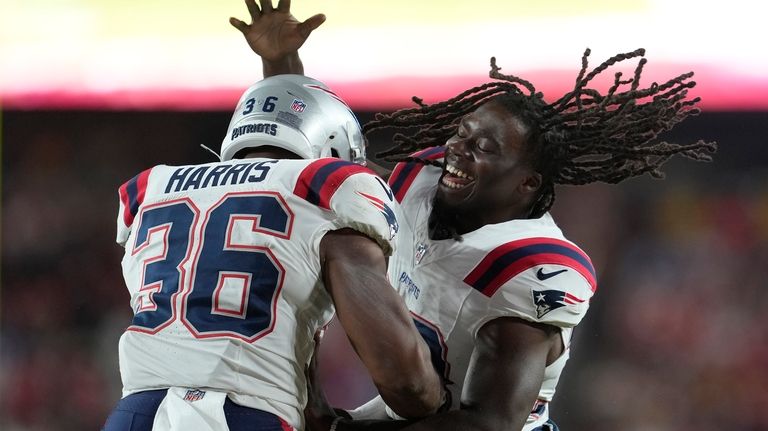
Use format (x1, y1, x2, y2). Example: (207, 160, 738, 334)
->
(152, 387, 230, 431)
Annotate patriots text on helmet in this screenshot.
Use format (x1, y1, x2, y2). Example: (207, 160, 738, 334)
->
(230, 123, 279, 140)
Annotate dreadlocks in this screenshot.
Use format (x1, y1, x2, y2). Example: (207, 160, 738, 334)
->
(365, 48, 717, 218)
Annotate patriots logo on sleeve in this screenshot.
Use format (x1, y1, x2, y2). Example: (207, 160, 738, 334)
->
(356, 191, 399, 240)
(532, 289, 586, 318)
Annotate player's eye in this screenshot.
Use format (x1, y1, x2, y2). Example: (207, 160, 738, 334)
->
(476, 139, 495, 153)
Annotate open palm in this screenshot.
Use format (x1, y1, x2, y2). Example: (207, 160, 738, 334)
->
(230, 0, 326, 62)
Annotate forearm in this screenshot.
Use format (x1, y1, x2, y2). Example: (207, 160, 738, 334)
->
(322, 231, 443, 418)
(333, 263, 442, 417)
(262, 52, 304, 77)
(376, 368, 442, 419)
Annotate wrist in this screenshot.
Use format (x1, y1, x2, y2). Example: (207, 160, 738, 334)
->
(262, 52, 304, 77)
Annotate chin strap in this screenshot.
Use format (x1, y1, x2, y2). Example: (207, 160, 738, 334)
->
(200, 144, 222, 161)
(347, 121, 367, 165)
(319, 134, 335, 158)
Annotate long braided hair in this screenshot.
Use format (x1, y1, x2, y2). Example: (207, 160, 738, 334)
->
(365, 48, 717, 218)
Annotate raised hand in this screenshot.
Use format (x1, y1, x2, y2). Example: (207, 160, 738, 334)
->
(230, 0, 325, 63)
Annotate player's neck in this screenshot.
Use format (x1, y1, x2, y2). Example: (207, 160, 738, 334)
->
(240, 146, 303, 160)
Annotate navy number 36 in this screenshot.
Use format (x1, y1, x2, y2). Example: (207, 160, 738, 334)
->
(128, 192, 293, 342)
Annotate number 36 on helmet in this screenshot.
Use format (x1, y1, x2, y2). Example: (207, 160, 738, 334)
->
(220, 74, 366, 165)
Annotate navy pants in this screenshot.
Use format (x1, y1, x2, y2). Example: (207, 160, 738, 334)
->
(102, 389, 292, 431)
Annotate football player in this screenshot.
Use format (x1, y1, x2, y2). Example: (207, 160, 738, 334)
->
(102, 74, 444, 430)
(232, 1, 716, 430)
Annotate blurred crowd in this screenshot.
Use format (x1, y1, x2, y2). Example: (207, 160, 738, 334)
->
(2, 110, 766, 431)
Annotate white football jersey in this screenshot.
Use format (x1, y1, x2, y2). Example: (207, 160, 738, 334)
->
(115, 157, 400, 430)
(383, 147, 596, 430)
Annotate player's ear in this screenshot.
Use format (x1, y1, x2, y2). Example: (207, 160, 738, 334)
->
(519, 171, 542, 194)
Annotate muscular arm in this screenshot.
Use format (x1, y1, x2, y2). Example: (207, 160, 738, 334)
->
(330, 317, 561, 431)
(319, 229, 443, 419)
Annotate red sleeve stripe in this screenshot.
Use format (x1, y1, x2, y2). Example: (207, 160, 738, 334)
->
(293, 159, 373, 210)
(118, 168, 152, 227)
(387, 146, 445, 203)
(463, 237, 596, 297)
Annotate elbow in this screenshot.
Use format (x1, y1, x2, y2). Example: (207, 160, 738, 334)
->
(378, 380, 443, 419)
(366, 330, 444, 418)
(374, 364, 444, 418)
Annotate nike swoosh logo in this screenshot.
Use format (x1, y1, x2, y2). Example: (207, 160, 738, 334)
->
(536, 268, 568, 281)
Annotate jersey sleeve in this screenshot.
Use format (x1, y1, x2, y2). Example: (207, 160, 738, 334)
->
(329, 170, 401, 256)
(463, 237, 597, 333)
(116, 167, 153, 246)
(293, 159, 400, 256)
(387, 146, 445, 204)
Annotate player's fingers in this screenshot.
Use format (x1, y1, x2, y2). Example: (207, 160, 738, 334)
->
(276, 0, 291, 13)
(298, 14, 326, 38)
(229, 17, 250, 34)
(245, 0, 260, 21)
(258, 0, 274, 14)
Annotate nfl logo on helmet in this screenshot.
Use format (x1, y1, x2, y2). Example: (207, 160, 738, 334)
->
(291, 98, 307, 113)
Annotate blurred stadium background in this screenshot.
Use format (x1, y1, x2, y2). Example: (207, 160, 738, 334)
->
(2, 1, 767, 430)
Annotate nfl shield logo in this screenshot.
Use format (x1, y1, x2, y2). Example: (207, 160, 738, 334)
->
(183, 389, 206, 402)
(291, 98, 307, 112)
(415, 243, 428, 264)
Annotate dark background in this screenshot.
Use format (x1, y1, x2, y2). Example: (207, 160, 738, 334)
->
(2, 109, 767, 430)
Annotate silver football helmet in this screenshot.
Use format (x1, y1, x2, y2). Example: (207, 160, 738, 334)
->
(220, 74, 366, 164)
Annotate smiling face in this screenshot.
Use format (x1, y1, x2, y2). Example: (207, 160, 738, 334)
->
(434, 99, 542, 234)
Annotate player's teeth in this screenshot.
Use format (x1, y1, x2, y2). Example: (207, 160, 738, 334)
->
(446, 165, 474, 180)
(441, 176, 466, 189)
